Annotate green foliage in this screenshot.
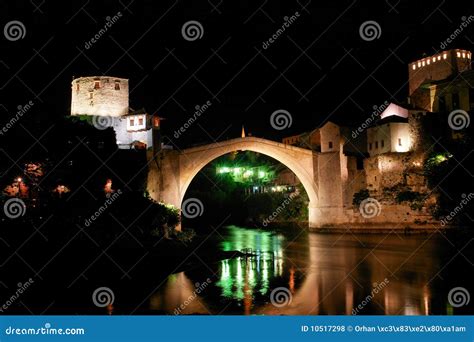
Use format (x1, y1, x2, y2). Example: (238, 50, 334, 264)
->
(423, 152, 451, 189)
(173, 229, 197, 244)
(395, 190, 425, 210)
(352, 189, 370, 206)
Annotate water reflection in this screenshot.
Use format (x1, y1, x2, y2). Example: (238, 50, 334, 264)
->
(149, 226, 472, 315)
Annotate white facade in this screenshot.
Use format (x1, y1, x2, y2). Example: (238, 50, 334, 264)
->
(367, 122, 412, 156)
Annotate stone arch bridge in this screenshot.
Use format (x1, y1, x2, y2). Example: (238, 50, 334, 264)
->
(147, 137, 350, 228)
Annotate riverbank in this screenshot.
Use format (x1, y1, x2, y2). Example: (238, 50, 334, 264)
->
(260, 220, 465, 234)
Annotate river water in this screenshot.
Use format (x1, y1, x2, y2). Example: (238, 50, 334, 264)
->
(149, 225, 473, 315)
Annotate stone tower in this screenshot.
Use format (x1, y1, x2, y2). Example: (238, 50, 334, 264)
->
(71, 76, 129, 117)
(408, 49, 471, 110)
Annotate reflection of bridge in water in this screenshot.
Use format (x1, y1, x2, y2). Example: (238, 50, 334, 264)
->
(149, 228, 436, 315)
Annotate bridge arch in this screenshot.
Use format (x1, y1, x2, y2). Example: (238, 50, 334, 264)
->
(177, 137, 319, 214)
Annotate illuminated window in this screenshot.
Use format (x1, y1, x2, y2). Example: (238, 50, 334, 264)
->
(468, 53, 471, 59)
(138, 117, 143, 125)
(432, 57, 436, 62)
(381, 140, 384, 148)
(94, 81, 100, 89)
(427, 59, 430, 65)
(375, 141, 378, 149)
(328, 141, 333, 149)
(443, 53, 447, 59)
(412, 64, 416, 70)
(398, 138, 402, 146)
(438, 56, 441, 61)
(418, 62, 421, 67)
(130, 119, 134, 126)
(457, 52, 461, 57)
(422, 61, 425, 66)
(115, 81, 120, 90)
(462, 52, 466, 58)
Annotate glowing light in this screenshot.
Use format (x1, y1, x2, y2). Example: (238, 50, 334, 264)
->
(218, 167, 231, 174)
(258, 170, 266, 178)
(16, 177, 22, 182)
(243, 170, 253, 178)
(438, 55, 441, 61)
(462, 52, 466, 58)
(457, 52, 461, 57)
(417, 62, 421, 67)
(412, 64, 416, 70)
(432, 57, 436, 62)
(443, 53, 447, 59)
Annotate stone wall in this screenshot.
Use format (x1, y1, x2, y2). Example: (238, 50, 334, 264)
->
(364, 153, 417, 194)
(408, 49, 471, 96)
(71, 76, 129, 117)
(320, 122, 341, 152)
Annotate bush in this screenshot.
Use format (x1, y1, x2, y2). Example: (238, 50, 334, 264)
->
(352, 189, 370, 206)
(395, 190, 425, 210)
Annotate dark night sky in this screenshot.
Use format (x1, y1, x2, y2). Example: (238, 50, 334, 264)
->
(1, 0, 473, 148)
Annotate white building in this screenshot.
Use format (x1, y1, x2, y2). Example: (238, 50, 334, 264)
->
(367, 104, 413, 157)
(70, 76, 160, 150)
